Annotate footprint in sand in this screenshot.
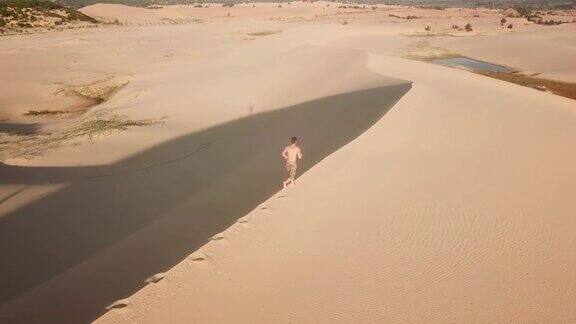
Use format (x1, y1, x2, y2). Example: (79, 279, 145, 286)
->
(144, 272, 166, 284)
(106, 298, 130, 310)
(188, 251, 206, 261)
(259, 204, 269, 210)
(211, 233, 225, 241)
(237, 217, 250, 224)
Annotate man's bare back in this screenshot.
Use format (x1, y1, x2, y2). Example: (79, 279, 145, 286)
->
(283, 145, 302, 163)
(282, 137, 302, 188)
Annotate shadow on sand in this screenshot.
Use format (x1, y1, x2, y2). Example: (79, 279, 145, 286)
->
(0, 120, 42, 136)
(0, 83, 411, 323)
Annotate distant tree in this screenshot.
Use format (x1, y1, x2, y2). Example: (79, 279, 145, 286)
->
(514, 5, 532, 18)
(500, 17, 506, 26)
(465, 23, 472, 31)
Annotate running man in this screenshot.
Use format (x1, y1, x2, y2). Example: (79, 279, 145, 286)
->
(282, 136, 302, 188)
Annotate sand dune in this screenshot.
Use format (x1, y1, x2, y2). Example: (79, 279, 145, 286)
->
(96, 54, 576, 323)
(0, 45, 409, 322)
(1, 2, 575, 323)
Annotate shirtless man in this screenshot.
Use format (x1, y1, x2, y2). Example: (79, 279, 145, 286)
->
(282, 136, 303, 188)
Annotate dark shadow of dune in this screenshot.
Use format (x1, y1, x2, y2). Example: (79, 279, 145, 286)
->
(0, 120, 42, 136)
(0, 83, 411, 323)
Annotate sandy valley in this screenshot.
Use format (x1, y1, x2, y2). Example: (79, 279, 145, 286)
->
(1, 1, 575, 323)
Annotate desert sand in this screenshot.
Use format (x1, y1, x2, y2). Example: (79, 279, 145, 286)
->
(1, 2, 576, 323)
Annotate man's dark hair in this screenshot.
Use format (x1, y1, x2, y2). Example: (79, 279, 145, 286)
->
(291, 136, 297, 144)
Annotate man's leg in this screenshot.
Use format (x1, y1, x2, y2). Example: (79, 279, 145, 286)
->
(289, 164, 296, 186)
(284, 163, 295, 188)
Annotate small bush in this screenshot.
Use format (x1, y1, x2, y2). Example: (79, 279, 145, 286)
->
(500, 17, 506, 26)
(465, 23, 473, 32)
(507, 24, 513, 29)
(424, 25, 431, 31)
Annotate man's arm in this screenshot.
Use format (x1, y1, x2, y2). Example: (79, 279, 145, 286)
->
(282, 147, 288, 159)
(298, 148, 302, 159)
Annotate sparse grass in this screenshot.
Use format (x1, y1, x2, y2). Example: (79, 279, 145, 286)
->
(71, 116, 159, 140)
(23, 109, 69, 116)
(0, 113, 166, 161)
(404, 52, 461, 61)
(478, 72, 576, 101)
(0, 0, 98, 33)
(245, 30, 280, 37)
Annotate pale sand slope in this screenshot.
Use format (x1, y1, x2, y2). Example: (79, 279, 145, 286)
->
(0, 40, 409, 322)
(97, 55, 576, 322)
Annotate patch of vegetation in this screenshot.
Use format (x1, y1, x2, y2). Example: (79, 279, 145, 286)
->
(479, 71, 576, 101)
(24, 109, 69, 116)
(72, 116, 158, 139)
(465, 22, 473, 32)
(0, 112, 166, 160)
(0, 0, 61, 10)
(246, 30, 280, 37)
(0, 0, 98, 31)
(389, 13, 421, 19)
(416, 4, 446, 10)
